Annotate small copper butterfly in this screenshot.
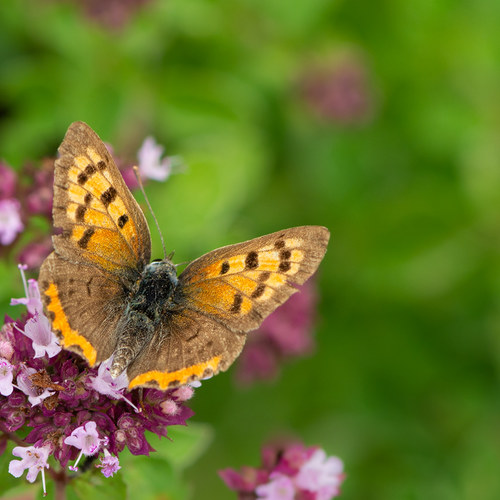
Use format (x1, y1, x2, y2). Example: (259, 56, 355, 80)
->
(39, 122, 330, 390)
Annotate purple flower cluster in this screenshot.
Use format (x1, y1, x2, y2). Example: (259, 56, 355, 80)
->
(1, 266, 194, 495)
(219, 442, 345, 500)
(236, 279, 318, 385)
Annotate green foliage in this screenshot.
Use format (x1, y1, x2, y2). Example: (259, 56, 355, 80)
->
(1, 0, 500, 498)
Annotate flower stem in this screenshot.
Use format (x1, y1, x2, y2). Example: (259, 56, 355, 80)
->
(52, 470, 67, 500)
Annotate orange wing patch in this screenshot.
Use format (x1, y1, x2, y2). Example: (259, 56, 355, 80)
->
(70, 226, 137, 270)
(190, 281, 253, 316)
(44, 282, 97, 366)
(65, 152, 140, 256)
(128, 356, 221, 389)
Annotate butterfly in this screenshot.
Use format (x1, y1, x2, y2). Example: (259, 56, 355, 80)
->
(39, 122, 330, 390)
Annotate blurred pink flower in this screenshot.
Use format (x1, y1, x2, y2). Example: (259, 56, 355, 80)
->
(220, 442, 345, 500)
(0, 162, 17, 199)
(0, 199, 24, 245)
(17, 239, 53, 271)
(301, 56, 373, 125)
(236, 279, 318, 385)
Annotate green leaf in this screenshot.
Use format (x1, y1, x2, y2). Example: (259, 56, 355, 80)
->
(145, 423, 214, 471)
(67, 471, 127, 500)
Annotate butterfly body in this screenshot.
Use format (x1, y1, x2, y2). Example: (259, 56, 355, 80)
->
(111, 259, 180, 377)
(39, 122, 330, 390)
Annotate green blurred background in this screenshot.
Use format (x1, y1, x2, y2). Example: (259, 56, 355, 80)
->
(1, 0, 500, 498)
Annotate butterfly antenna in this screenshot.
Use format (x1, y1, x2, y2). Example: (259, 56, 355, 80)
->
(133, 166, 167, 260)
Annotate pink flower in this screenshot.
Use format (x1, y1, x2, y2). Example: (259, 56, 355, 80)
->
(11, 265, 44, 316)
(96, 449, 121, 477)
(172, 385, 194, 402)
(220, 442, 345, 500)
(295, 449, 345, 499)
(0, 338, 14, 360)
(256, 474, 295, 500)
(160, 399, 179, 416)
(16, 367, 53, 406)
(20, 313, 61, 359)
(0, 358, 14, 396)
(89, 357, 139, 412)
(9, 445, 50, 495)
(137, 136, 173, 181)
(0, 199, 23, 245)
(64, 421, 106, 471)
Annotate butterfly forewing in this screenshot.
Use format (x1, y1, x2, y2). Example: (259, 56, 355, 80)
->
(51, 122, 151, 274)
(178, 226, 330, 333)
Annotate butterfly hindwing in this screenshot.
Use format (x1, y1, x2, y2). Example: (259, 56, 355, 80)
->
(178, 226, 330, 332)
(126, 309, 247, 390)
(52, 121, 151, 274)
(39, 253, 127, 366)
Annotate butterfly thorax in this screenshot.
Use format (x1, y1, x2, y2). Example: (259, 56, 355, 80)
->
(110, 260, 180, 378)
(126, 260, 179, 321)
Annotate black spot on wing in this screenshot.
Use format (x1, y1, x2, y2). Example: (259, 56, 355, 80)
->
(245, 251, 259, 270)
(101, 187, 117, 207)
(279, 261, 291, 272)
(230, 293, 243, 313)
(75, 205, 86, 222)
(251, 283, 266, 298)
(220, 261, 230, 275)
(280, 249, 291, 260)
(78, 228, 95, 249)
(118, 214, 129, 228)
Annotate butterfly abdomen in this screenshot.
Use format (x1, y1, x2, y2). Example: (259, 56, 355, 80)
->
(110, 260, 180, 378)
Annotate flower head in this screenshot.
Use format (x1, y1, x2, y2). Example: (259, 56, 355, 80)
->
(89, 357, 139, 412)
(64, 421, 107, 470)
(137, 136, 173, 181)
(96, 449, 121, 477)
(0, 199, 24, 246)
(20, 313, 61, 358)
(256, 474, 295, 500)
(16, 366, 54, 406)
(220, 442, 345, 500)
(11, 265, 44, 316)
(9, 445, 50, 488)
(0, 358, 14, 396)
(296, 449, 345, 499)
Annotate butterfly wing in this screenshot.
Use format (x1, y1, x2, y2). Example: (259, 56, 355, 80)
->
(39, 122, 151, 366)
(126, 309, 247, 389)
(125, 226, 329, 389)
(51, 121, 151, 274)
(178, 226, 330, 332)
(39, 253, 127, 366)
